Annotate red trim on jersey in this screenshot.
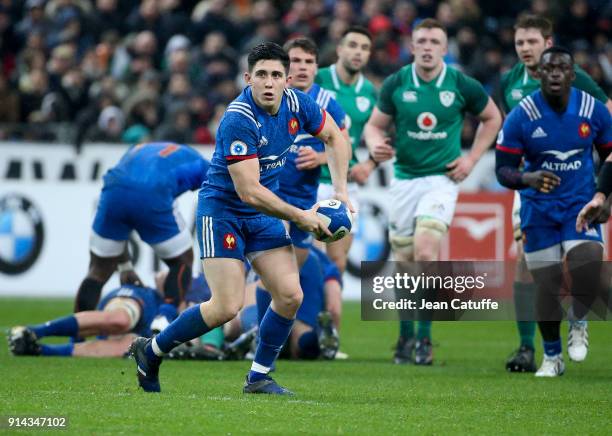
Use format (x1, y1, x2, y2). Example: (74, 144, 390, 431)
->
(226, 154, 257, 161)
(311, 110, 327, 136)
(496, 144, 523, 155)
(596, 141, 612, 150)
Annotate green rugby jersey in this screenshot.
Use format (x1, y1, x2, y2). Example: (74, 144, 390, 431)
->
(316, 65, 378, 183)
(500, 62, 608, 113)
(377, 63, 489, 180)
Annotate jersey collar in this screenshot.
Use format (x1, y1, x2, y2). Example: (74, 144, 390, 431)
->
(330, 64, 364, 92)
(412, 62, 447, 88)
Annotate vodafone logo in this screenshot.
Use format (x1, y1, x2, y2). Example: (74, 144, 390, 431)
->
(417, 112, 437, 131)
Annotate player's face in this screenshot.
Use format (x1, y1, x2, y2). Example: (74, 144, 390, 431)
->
(538, 52, 575, 97)
(514, 27, 553, 68)
(337, 32, 371, 74)
(245, 59, 287, 113)
(411, 28, 447, 71)
(287, 47, 317, 92)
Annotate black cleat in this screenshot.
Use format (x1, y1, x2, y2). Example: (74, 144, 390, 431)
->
(393, 336, 415, 365)
(505, 345, 536, 373)
(129, 337, 162, 392)
(243, 375, 294, 395)
(317, 312, 339, 360)
(8, 326, 41, 356)
(415, 338, 433, 365)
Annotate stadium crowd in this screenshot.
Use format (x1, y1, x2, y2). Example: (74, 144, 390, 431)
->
(0, 0, 610, 146)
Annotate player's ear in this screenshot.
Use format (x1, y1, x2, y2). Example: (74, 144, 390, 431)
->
(545, 37, 553, 49)
(244, 71, 252, 86)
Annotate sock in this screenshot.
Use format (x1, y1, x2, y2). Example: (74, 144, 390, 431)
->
(513, 281, 537, 348)
(200, 326, 224, 349)
(297, 330, 320, 359)
(399, 320, 414, 340)
(164, 263, 192, 306)
(157, 303, 178, 322)
(75, 278, 104, 312)
(147, 304, 211, 359)
(255, 286, 271, 326)
(30, 315, 78, 339)
(40, 343, 74, 357)
(239, 304, 259, 331)
(416, 321, 431, 340)
(249, 307, 294, 383)
(543, 339, 562, 357)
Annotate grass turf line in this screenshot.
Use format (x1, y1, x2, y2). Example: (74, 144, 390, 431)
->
(1, 298, 611, 434)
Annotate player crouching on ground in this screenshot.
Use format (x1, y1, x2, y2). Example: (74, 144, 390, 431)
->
(8, 284, 164, 358)
(495, 46, 612, 377)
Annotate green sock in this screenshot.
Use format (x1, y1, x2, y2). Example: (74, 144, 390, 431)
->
(399, 321, 414, 340)
(514, 281, 537, 349)
(200, 326, 224, 349)
(416, 321, 431, 340)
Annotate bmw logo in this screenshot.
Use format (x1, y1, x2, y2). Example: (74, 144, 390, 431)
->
(0, 194, 44, 275)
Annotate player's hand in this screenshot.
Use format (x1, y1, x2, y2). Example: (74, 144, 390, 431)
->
(521, 170, 561, 193)
(295, 146, 322, 170)
(370, 138, 395, 163)
(576, 193, 607, 232)
(349, 161, 374, 185)
(120, 270, 143, 287)
(295, 204, 332, 237)
(333, 191, 355, 214)
(446, 155, 475, 182)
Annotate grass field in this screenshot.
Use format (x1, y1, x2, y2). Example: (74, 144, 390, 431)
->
(1, 298, 611, 434)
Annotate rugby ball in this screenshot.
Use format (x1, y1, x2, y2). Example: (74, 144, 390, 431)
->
(313, 199, 353, 242)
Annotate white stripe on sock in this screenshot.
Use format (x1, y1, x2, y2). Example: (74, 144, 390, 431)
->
(151, 337, 164, 356)
(250, 361, 271, 374)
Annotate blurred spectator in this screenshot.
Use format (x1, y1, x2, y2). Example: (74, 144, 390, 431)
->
(84, 104, 124, 142)
(122, 89, 158, 138)
(154, 104, 193, 144)
(191, 0, 240, 47)
(89, 0, 123, 42)
(0, 71, 20, 126)
(18, 68, 49, 122)
(15, 0, 51, 48)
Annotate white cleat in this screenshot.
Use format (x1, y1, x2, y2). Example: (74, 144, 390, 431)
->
(150, 315, 170, 335)
(568, 322, 588, 362)
(535, 354, 565, 377)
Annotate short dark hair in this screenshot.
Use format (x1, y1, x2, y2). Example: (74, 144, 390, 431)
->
(514, 14, 553, 40)
(247, 42, 290, 73)
(540, 46, 574, 64)
(413, 18, 447, 34)
(283, 37, 319, 62)
(341, 25, 372, 43)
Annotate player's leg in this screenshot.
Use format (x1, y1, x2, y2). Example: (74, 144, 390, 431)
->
(507, 192, 538, 372)
(410, 176, 459, 365)
(131, 215, 247, 392)
(289, 320, 320, 359)
(523, 225, 565, 377)
(72, 334, 136, 357)
(77, 186, 132, 311)
(561, 223, 605, 362)
(388, 178, 420, 364)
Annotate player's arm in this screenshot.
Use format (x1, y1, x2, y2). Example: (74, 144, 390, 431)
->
(228, 158, 330, 235)
(447, 98, 502, 182)
(364, 107, 395, 162)
(314, 111, 352, 209)
(296, 115, 351, 170)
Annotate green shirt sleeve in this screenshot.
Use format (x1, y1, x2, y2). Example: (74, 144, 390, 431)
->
(573, 66, 609, 103)
(498, 71, 511, 114)
(457, 72, 490, 115)
(314, 70, 323, 85)
(376, 72, 400, 116)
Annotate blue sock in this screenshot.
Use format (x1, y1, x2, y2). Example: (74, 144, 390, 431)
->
(298, 330, 319, 359)
(255, 286, 271, 326)
(543, 339, 562, 357)
(41, 343, 74, 356)
(240, 304, 259, 331)
(30, 315, 78, 338)
(147, 304, 210, 359)
(157, 303, 178, 322)
(249, 307, 294, 383)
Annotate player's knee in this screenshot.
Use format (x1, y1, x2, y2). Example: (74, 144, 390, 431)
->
(105, 310, 132, 334)
(217, 301, 244, 324)
(390, 235, 414, 259)
(414, 219, 446, 261)
(276, 289, 303, 314)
